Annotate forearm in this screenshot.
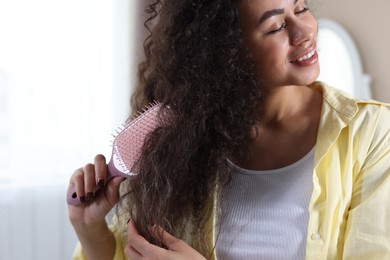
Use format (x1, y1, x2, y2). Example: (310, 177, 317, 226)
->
(72, 220, 116, 260)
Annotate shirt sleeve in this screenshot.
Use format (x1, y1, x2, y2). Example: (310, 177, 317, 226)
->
(343, 105, 390, 259)
(71, 229, 126, 260)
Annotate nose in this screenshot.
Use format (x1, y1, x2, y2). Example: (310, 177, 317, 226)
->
(289, 19, 315, 46)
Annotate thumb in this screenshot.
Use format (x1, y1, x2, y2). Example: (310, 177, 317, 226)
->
(104, 177, 125, 205)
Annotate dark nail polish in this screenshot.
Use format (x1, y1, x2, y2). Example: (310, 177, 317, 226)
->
(98, 179, 104, 189)
(80, 196, 86, 203)
(86, 192, 93, 200)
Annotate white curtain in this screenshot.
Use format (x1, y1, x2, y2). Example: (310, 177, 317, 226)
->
(0, 0, 140, 259)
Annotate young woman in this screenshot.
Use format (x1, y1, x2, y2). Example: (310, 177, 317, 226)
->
(68, 0, 390, 259)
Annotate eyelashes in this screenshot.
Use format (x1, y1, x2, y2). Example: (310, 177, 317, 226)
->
(296, 6, 309, 15)
(266, 6, 310, 35)
(268, 22, 287, 35)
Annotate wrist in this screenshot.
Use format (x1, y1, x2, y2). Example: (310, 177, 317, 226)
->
(73, 220, 117, 260)
(72, 219, 110, 237)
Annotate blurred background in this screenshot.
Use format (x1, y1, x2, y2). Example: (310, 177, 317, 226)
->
(0, 0, 388, 259)
(314, 0, 390, 101)
(0, 1, 142, 259)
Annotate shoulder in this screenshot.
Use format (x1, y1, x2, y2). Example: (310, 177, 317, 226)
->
(310, 81, 390, 122)
(312, 81, 390, 158)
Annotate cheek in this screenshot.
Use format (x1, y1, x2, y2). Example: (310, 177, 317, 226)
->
(253, 41, 288, 71)
(309, 15, 318, 33)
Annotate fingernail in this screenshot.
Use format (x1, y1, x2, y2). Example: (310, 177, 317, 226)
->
(86, 192, 93, 201)
(97, 179, 104, 189)
(80, 196, 86, 203)
(149, 224, 157, 232)
(127, 218, 132, 224)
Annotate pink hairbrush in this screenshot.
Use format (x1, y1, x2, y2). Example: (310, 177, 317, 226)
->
(67, 101, 170, 206)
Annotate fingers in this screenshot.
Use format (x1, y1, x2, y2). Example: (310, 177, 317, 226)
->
(125, 220, 206, 260)
(127, 219, 154, 251)
(83, 163, 97, 200)
(104, 176, 125, 205)
(125, 219, 165, 258)
(69, 168, 87, 203)
(124, 245, 143, 259)
(94, 154, 107, 188)
(69, 154, 108, 203)
(150, 225, 182, 251)
(124, 220, 144, 258)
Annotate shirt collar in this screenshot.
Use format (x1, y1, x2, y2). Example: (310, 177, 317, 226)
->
(310, 81, 359, 119)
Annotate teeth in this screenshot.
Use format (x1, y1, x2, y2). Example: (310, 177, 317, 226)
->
(297, 50, 315, 62)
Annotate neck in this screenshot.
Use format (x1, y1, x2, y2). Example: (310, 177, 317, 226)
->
(260, 85, 313, 124)
(240, 84, 322, 170)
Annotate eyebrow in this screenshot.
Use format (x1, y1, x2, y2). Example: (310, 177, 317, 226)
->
(258, 0, 299, 25)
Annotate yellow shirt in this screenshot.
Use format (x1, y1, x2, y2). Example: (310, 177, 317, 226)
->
(73, 82, 390, 259)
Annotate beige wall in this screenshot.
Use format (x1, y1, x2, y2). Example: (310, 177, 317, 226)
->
(313, 0, 390, 102)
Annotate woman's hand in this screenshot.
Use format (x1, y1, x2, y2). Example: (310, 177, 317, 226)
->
(67, 154, 125, 226)
(67, 154, 125, 260)
(125, 219, 206, 260)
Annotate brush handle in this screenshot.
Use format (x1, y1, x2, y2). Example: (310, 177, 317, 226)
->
(66, 159, 131, 206)
(66, 186, 84, 206)
(66, 102, 163, 206)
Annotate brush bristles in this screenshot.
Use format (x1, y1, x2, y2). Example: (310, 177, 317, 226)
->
(112, 101, 167, 175)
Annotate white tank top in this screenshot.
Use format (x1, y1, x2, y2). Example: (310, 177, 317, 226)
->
(216, 148, 315, 260)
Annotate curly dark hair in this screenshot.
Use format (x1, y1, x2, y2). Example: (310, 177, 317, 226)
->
(118, 0, 263, 256)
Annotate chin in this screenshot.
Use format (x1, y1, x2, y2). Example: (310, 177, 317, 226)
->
(296, 69, 320, 86)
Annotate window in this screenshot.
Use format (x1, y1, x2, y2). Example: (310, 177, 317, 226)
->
(0, 0, 138, 183)
(317, 18, 372, 100)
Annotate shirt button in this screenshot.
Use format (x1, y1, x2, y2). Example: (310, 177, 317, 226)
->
(311, 233, 321, 240)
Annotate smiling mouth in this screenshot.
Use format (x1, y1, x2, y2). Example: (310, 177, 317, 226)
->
(293, 49, 316, 62)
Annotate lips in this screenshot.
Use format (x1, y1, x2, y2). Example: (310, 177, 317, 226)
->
(295, 49, 316, 62)
(290, 45, 318, 66)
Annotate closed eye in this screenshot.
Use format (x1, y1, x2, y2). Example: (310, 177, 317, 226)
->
(268, 22, 287, 35)
(295, 6, 309, 15)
